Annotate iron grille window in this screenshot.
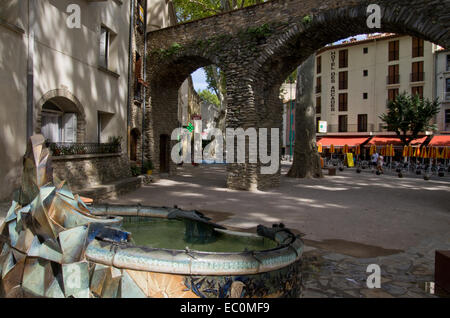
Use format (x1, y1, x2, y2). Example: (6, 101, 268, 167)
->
(358, 114, 368, 132)
(339, 93, 348, 111)
(339, 115, 348, 132)
(388, 65, 400, 84)
(388, 88, 399, 102)
(316, 96, 321, 114)
(412, 37, 424, 58)
(411, 61, 424, 82)
(411, 86, 424, 99)
(389, 40, 400, 61)
(339, 50, 348, 68)
(339, 71, 348, 90)
(316, 56, 322, 74)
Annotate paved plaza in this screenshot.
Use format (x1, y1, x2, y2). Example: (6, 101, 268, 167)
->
(1, 163, 449, 298)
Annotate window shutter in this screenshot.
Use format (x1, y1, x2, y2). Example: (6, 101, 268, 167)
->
(63, 113, 77, 143)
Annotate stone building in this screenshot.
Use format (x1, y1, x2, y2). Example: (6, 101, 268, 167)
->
(313, 34, 439, 136)
(434, 49, 450, 133)
(0, 0, 176, 201)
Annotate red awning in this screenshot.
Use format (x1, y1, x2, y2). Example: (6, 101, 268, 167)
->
(367, 137, 403, 146)
(428, 135, 450, 147)
(317, 137, 369, 147)
(410, 137, 428, 146)
(368, 137, 426, 146)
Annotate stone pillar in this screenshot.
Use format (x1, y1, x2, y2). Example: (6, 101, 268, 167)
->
(145, 83, 179, 176)
(225, 74, 281, 191)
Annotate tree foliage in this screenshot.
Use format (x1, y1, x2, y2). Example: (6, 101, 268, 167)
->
(173, 0, 265, 23)
(379, 92, 440, 146)
(198, 89, 220, 106)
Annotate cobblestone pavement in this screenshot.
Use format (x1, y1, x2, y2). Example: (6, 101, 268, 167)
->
(300, 235, 450, 298)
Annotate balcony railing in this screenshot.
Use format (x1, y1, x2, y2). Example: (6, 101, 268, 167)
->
(445, 92, 450, 101)
(387, 75, 400, 85)
(327, 124, 376, 133)
(48, 142, 121, 157)
(411, 72, 425, 82)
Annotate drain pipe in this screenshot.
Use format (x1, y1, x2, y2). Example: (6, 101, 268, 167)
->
(126, 0, 135, 158)
(141, 0, 148, 172)
(26, 0, 36, 140)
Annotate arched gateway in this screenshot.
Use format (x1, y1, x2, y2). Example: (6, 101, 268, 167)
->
(145, 0, 450, 190)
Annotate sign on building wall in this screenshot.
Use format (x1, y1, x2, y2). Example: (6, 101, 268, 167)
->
(318, 121, 327, 133)
(139, 5, 145, 23)
(330, 51, 336, 112)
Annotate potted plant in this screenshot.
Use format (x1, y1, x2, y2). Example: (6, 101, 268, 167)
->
(143, 160, 154, 175)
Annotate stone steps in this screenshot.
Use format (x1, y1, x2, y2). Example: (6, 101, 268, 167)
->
(76, 176, 143, 203)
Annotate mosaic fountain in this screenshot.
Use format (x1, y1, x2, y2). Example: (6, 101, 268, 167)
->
(0, 135, 303, 298)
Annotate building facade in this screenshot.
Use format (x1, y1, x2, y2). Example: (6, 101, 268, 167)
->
(313, 34, 438, 136)
(434, 49, 450, 133)
(0, 0, 176, 201)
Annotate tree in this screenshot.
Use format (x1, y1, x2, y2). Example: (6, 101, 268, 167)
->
(379, 93, 440, 146)
(287, 55, 323, 179)
(198, 89, 220, 106)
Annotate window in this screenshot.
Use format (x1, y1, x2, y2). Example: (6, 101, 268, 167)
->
(411, 61, 424, 82)
(411, 86, 424, 99)
(316, 56, 322, 74)
(339, 71, 348, 90)
(134, 52, 143, 101)
(445, 109, 450, 124)
(412, 37, 424, 58)
(339, 50, 348, 68)
(389, 40, 400, 61)
(446, 78, 450, 92)
(447, 55, 450, 72)
(363, 93, 368, 100)
(388, 88, 399, 102)
(316, 77, 321, 93)
(316, 117, 321, 132)
(388, 64, 400, 84)
(363, 70, 368, 77)
(358, 114, 368, 132)
(363, 47, 368, 54)
(99, 26, 110, 69)
(41, 102, 77, 143)
(339, 93, 348, 111)
(316, 96, 321, 114)
(338, 115, 348, 132)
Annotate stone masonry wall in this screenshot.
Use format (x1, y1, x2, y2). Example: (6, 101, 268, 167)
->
(52, 154, 132, 190)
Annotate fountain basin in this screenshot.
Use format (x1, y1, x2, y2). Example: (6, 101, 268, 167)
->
(86, 205, 304, 298)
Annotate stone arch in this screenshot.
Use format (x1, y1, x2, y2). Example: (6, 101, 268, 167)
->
(253, 2, 448, 88)
(145, 53, 226, 175)
(145, 0, 449, 189)
(35, 88, 86, 142)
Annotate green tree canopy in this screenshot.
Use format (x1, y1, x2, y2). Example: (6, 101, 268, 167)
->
(379, 92, 440, 146)
(197, 89, 220, 106)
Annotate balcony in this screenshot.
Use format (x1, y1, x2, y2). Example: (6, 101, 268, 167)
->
(387, 75, 400, 85)
(327, 124, 375, 133)
(445, 92, 450, 101)
(411, 72, 425, 82)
